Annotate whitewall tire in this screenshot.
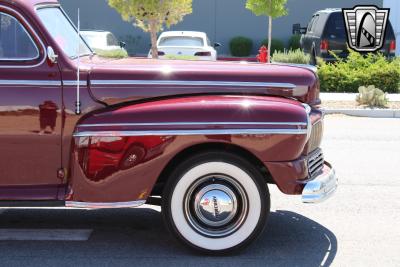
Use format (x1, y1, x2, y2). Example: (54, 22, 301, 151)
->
(162, 151, 270, 254)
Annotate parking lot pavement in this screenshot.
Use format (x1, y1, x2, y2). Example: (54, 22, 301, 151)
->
(0, 115, 399, 267)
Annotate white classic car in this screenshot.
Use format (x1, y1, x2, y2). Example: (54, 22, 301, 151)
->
(149, 31, 220, 61)
(80, 30, 126, 52)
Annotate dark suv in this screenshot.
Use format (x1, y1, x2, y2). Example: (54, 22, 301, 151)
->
(298, 8, 396, 63)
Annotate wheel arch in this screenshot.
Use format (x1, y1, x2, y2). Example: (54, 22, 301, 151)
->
(150, 142, 274, 197)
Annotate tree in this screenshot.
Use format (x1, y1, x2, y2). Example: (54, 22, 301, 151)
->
(246, 0, 288, 63)
(108, 0, 192, 59)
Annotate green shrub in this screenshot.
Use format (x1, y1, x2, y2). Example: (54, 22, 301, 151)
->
(288, 34, 301, 50)
(318, 50, 400, 93)
(229, 37, 253, 57)
(95, 48, 128, 59)
(356, 85, 388, 107)
(272, 49, 310, 64)
(261, 38, 285, 55)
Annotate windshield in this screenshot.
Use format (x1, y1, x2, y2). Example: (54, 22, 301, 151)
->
(159, 37, 204, 47)
(37, 7, 92, 59)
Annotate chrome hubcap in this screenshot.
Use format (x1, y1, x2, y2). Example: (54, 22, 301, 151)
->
(195, 184, 238, 227)
(184, 175, 248, 238)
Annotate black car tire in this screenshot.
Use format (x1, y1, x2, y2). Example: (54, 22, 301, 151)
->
(162, 151, 270, 254)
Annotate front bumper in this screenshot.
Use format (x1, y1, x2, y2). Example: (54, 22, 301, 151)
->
(301, 162, 337, 203)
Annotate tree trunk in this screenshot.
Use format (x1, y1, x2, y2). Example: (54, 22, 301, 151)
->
(268, 15, 272, 63)
(149, 21, 158, 59)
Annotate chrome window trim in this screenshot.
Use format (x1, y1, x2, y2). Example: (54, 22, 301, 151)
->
(0, 80, 61, 86)
(73, 128, 308, 137)
(0, 5, 46, 68)
(66, 200, 146, 209)
(0, 12, 40, 61)
(78, 121, 307, 127)
(35, 4, 93, 58)
(91, 80, 297, 89)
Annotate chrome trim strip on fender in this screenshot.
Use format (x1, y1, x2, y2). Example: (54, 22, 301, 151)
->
(78, 121, 308, 127)
(0, 80, 61, 86)
(0, 5, 47, 69)
(91, 80, 297, 89)
(73, 128, 308, 137)
(66, 200, 146, 209)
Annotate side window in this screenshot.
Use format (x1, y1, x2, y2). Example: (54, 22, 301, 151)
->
(0, 11, 39, 61)
(307, 16, 315, 32)
(310, 15, 320, 33)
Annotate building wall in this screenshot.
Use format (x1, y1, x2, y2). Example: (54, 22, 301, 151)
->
(60, 0, 383, 56)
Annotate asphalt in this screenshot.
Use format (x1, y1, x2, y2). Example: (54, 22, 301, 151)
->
(0, 115, 399, 267)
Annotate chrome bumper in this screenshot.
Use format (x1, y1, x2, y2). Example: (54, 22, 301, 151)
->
(302, 163, 338, 203)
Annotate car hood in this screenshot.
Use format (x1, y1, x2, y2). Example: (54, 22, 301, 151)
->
(82, 56, 320, 106)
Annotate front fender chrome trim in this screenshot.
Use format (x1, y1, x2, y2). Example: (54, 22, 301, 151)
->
(66, 200, 146, 209)
(91, 80, 297, 89)
(77, 121, 308, 128)
(73, 128, 308, 137)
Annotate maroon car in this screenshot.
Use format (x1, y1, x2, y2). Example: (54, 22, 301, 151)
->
(0, 0, 337, 253)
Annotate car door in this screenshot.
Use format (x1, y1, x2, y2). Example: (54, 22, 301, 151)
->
(0, 6, 62, 200)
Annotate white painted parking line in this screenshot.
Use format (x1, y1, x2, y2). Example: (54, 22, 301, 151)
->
(0, 229, 92, 241)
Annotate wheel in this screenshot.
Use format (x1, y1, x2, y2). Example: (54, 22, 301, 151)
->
(162, 151, 270, 254)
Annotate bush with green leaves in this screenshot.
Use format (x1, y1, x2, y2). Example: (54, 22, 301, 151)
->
(318, 50, 400, 93)
(356, 85, 388, 107)
(272, 49, 310, 64)
(261, 38, 285, 55)
(229, 37, 253, 57)
(288, 34, 301, 50)
(95, 49, 128, 59)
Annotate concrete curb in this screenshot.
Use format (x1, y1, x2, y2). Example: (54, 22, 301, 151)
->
(324, 109, 400, 118)
(320, 93, 400, 102)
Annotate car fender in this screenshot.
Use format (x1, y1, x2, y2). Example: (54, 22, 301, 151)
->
(68, 95, 310, 204)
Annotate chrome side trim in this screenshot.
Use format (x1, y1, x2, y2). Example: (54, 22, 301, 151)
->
(66, 200, 146, 209)
(63, 80, 87, 86)
(0, 5, 47, 68)
(91, 80, 296, 89)
(0, 80, 61, 86)
(78, 122, 308, 127)
(73, 128, 308, 137)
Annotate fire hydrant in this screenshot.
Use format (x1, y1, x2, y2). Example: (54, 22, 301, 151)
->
(256, 45, 268, 63)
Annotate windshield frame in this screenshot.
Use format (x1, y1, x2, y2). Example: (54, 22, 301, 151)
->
(35, 3, 94, 59)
